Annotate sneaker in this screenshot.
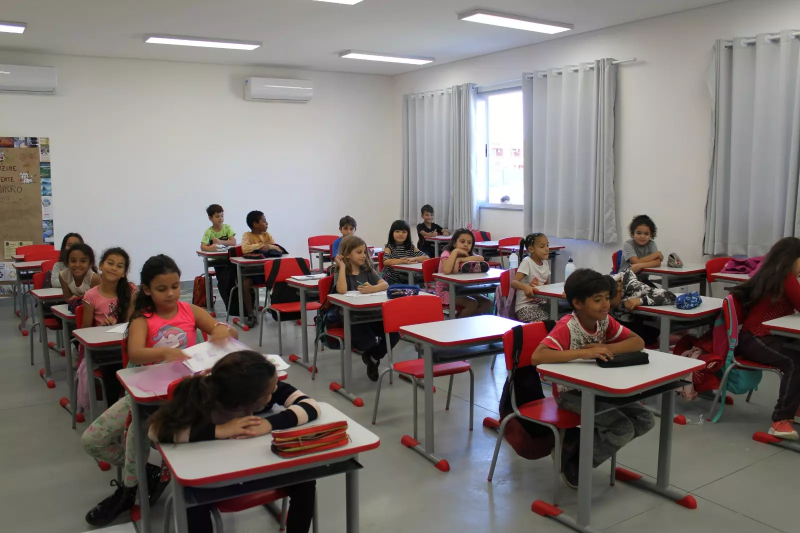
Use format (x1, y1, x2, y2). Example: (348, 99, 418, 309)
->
(85, 480, 137, 527)
(561, 452, 579, 490)
(146, 463, 168, 507)
(768, 420, 799, 440)
(362, 353, 380, 382)
(245, 315, 257, 329)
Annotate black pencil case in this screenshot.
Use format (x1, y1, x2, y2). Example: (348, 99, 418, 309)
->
(596, 351, 650, 368)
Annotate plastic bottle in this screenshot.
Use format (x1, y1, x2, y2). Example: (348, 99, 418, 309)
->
(564, 257, 576, 280)
(508, 253, 519, 269)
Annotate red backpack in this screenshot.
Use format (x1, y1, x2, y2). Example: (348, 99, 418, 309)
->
(191, 276, 214, 309)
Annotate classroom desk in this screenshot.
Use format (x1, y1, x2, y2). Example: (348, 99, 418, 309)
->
(710, 272, 750, 284)
(535, 351, 704, 533)
(398, 315, 520, 469)
(433, 268, 504, 318)
(530, 282, 567, 318)
(635, 297, 723, 353)
(473, 241, 499, 257)
(30, 288, 65, 388)
(642, 263, 708, 294)
(11, 253, 24, 261)
(388, 262, 424, 285)
(429, 235, 452, 257)
(52, 304, 80, 427)
(157, 402, 379, 533)
(764, 314, 800, 340)
(13, 260, 46, 335)
(196, 250, 229, 315)
(72, 325, 125, 422)
(229, 256, 286, 328)
(286, 275, 325, 372)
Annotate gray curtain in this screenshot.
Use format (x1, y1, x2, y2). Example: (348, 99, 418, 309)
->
(401, 83, 478, 231)
(522, 59, 618, 243)
(704, 31, 800, 256)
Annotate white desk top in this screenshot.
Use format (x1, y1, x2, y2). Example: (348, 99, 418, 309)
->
(287, 277, 323, 289)
(429, 235, 452, 242)
(711, 272, 750, 282)
(474, 241, 499, 248)
(328, 291, 437, 309)
(196, 250, 228, 257)
(73, 324, 126, 348)
(535, 282, 566, 298)
(499, 245, 566, 253)
(30, 288, 64, 301)
(538, 350, 704, 395)
(643, 263, 706, 275)
(230, 256, 281, 265)
(400, 315, 521, 347)
(11, 254, 24, 261)
(637, 297, 723, 318)
(764, 314, 800, 336)
(158, 402, 380, 487)
(51, 304, 75, 321)
(12, 260, 46, 269)
(433, 268, 504, 285)
(390, 262, 424, 272)
(308, 245, 332, 253)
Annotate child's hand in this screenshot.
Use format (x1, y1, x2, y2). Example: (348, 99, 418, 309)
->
(630, 263, 644, 274)
(69, 295, 80, 303)
(261, 243, 271, 251)
(162, 348, 189, 363)
(579, 344, 613, 362)
(530, 278, 541, 287)
(210, 324, 235, 343)
(624, 298, 642, 310)
(235, 419, 273, 439)
(357, 283, 372, 294)
(334, 255, 345, 268)
(403, 258, 415, 264)
(657, 252, 664, 261)
(215, 417, 263, 440)
(212, 238, 220, 245)
(100, 316, 117, 326)
(523, 285, 537, 298)
(475, 255, 485, 261)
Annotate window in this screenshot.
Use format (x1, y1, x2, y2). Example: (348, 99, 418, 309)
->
(475, 89, 523, 206)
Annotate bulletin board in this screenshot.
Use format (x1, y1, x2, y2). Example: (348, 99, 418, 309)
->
(0, 137, 53, 295)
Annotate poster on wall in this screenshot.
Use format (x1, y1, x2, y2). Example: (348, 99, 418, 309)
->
(4, 240, 33, 259)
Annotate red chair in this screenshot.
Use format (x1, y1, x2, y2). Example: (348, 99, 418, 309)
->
(487, 323, 582, 505)
(308, 235, 338, 272)
(17, 249, 60, 324)
(372, 296, 474, 469)
(312, 275, 345, 381)
(490, 270, 514, 371)
(258, 258, 322, 355)
(611, 249, 623, 274)
(28, 265, 64, 385)
(422, 258, 464, 317)
(497, 237, 522, 267)
(705, 256, 732, 297)
(15, 243, 55, 258)
(225, 245, 264, 331)
(377, 251, 385, 273)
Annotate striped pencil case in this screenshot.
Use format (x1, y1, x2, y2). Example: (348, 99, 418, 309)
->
(270, 421, 350, 458)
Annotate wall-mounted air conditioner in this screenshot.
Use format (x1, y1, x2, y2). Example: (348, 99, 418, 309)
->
(244, 77, 313, 103)
(0, 64, 57, 95)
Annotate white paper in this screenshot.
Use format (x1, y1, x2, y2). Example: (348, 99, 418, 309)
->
(181, 337, 250, 374)
(290, 274, 326, 281)
(106, 323, 128, 333)
(264, 354, 290, 371)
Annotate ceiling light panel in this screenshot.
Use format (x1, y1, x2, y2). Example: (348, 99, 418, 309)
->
(339, 51, 433, 65)
(459, 9, 572, 34)
(145, 35, 261, 50)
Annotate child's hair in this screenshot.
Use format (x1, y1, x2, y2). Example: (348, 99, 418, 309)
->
(206, 204, 223, 218)
(100, 247, 132, 322)
(149, 351, 276, 443)
(629, 215, 657, 238)
(444, 228, 474, 254)
(129, 254, 182, 323)
(421, 204, 434, 215)
(246, 210, 263, 230)
(58, 233, 84, 264)
(518, 232, 546, 259)
(67, 243, 97, 272)
(339, 215, 357, 229)
(338, 236, 375, 273)
(386, 219, 414, 251)
(731, 237, 800, 309)
(564, 268, 617, 307)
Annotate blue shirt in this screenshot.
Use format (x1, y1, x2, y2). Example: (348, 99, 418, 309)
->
(331, 236, 343, 257)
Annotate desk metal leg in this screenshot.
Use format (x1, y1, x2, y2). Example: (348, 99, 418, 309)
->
(290, 288, 314, 372)
(317, 252, 325, 273)
(38, 298, 54, 387)
(235, 264, 245, 327)
(203, 257, 213, 314)
(407, 271, 414, 285)
(345, 468, 359, 533)
(17, 276, 28, 334)
(448, 283, 456, 318)
(551, 253, 560, 284)
(86, 347, 97, 422)
(658, 316, 670, 353)
(699, 278, 708, 297)
(661, 277, 670, 291)
(130, 399, 152, 533)
(434, 242, 440, 257)
(330, 307, 363, 406)
(550, 298, 559, 319)
(171, 480, 189, 533)
(62, 321, 78, 427)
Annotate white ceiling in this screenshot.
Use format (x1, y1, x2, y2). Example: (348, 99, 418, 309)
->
(0, 0, 730, 75)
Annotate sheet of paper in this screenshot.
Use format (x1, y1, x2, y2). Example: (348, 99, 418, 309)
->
(181, 337, 251, 373)
(106, 323, 128, 333)
(290, 274, 326, 281)
(126, 361, 192, 396)
(264, 354, 290, 371)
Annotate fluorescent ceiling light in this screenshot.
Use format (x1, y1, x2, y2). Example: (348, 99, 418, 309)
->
(0, 21, 26, 34)
(339, 50, 433, 65)
(459, 9, 572, 34)
(145, 35, 261, 51)
(314, 0, 364, 4)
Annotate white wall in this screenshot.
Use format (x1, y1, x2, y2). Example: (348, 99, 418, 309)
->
(392, 0, 800, 275)
(0, 52, 395, 282)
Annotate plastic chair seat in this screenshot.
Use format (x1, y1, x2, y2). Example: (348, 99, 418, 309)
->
(734, 357, 780, 371)
(93, 369, 103, 379)
(517, 397, 581, 429)
(392, 359, 470, 379)
(214, 489, 287, 513)
(44, 318, 62, 330)
(326, 327, 345, 339)
(269, 302, 322, 314)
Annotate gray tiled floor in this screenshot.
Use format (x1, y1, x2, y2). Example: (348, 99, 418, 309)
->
(1, 296, 796, 533)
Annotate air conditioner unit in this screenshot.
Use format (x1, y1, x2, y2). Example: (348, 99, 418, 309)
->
(244, 77, 313, 103)
(0, 64, 57, 95)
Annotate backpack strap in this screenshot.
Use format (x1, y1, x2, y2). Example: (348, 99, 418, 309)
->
(507, 325, 525, 410)
(295, 257, 311, 276)
(265, 258, 281, 289)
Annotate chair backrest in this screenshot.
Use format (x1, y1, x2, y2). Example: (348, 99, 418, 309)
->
(422, 257, 441, 284)
(307, 235, 338, 248)
(705, 256, 732, 283)
(382, 295, 444, 334)
(42, 259, 58, 272)
(498, 237, 521, 250)
(472, 229, 491, 242)
(318, 275, 334, 305)
(264, 257, 311, 286)
(32, 272, 47, 290)
(378, 251, 385, 272)
(16, 244, 55, 257)
(502, 322, 549, 372)
(228, 245, 244, 259)
(500, 269, 511, 298)
(25, 249, 60, 262)
(74, 305, 85, 330)
(611, 249, 623, 274)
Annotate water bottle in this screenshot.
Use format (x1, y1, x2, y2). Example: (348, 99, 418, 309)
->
(508, 253, 519, 270)
(564, 257, 576, 280)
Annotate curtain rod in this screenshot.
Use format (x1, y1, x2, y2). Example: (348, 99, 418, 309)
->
(723, 31, 800, 48)
(526, 57, 637, 79)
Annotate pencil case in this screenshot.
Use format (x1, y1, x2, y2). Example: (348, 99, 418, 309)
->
(596, 351, 650, 368)
(459, 261, 489, 274)
(270, 421, 350, 458)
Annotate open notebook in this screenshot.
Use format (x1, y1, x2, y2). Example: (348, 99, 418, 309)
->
(181, 338, 291, 374)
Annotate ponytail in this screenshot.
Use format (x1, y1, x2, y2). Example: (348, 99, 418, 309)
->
(149, 374, 219, 443)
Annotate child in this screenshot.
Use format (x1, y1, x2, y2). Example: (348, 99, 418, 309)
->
(533, 268, 652, 487)
(81, 254, 237, 527)
(240, 210, 281, 327)
(417, 205, 450, 257)
(731, 237, 800, 440)
(331, 215, 356, 257)
(81, 247, 138, 404)
(610, 269, 677, 347)
(511, 233, 551, 323)
(200, 204, 236, 252)
(383, 219, 427, 285)
(148, 351, 318, 533)
(51, 232, 83, 288)
(436, 229, 493, 318)
(620, 215, 663, 274)
(333, 236, 396, 381)
(59, 243, 101, 302)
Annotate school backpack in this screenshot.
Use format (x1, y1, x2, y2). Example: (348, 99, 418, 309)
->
(265, 257, 311, 322)
(493, 268, 517, 319)
(191, 275, 215, 309)
(709, 294, 763, 422)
